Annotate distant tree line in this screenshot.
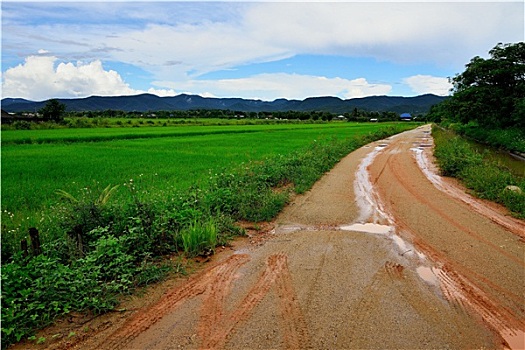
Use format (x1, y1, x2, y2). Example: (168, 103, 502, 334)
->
(5, 99, 429, 128)
(65, 108, 423, 122)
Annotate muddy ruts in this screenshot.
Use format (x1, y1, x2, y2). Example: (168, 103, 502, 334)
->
(99, 253, 309, 350)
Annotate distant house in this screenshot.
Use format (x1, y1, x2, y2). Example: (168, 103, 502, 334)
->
(333, 115, 346, 121)
(400, 113, 412, 121)
(369, 118, 378, 122)
(1, 109, 40, 124)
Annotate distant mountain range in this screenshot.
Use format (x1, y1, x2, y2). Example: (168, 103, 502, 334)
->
(1, 93, 446, 114)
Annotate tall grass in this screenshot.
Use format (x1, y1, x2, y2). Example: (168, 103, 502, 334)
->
(181, 219, 218, 257)
(433, 126, 525, 218)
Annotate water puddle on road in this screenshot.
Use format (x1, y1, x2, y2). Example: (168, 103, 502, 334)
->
(354, 143, 393, 223)
(416, 266, 440, 285)
(339, 223, 392, 235)
(351, 136, 431, 268)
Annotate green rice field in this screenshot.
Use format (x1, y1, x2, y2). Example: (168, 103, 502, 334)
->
(1, 121, 417, 249)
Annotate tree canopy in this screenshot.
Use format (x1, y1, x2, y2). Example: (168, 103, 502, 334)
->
(39, 99, 66, 122)
(430, 42, 525, 128)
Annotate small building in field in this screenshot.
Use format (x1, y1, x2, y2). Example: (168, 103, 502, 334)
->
(400, 113, 412, 121)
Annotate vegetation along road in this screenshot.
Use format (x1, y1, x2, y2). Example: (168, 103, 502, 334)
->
(28, 125, 523, 350)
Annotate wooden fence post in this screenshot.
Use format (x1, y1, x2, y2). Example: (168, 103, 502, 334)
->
(21, 238, 29, 259)
(29, 227, 42, 256)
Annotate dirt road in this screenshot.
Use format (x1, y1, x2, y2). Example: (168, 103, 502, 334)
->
(40, 125, 525, 349)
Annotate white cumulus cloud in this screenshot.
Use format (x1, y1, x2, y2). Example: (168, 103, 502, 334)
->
(2, 56, 138, 100)
(146, 88, 177, 97)
(154, 73, 392, 100)
(403, 75, 452, 96)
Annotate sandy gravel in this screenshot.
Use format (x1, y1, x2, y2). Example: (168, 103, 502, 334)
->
(20, 125, 524, 350)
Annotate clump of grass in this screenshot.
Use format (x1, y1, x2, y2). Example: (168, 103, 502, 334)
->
(181, 219, 218, 257)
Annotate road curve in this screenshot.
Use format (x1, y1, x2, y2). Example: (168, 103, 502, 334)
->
(35, 125, 524, 350)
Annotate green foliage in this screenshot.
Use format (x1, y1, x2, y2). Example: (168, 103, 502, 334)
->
(1, 255, 101, 348)
(54, 185, 122, 258)
(433, 126, 525, 218)
(181, 219, 218, 257)
(447, 122, 525, 153)
(39, 99, 66, 123)
(433, 134, 483, 177)
(433, 42, 525, 129)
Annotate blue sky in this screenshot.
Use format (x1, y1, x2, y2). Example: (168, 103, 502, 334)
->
(2, 1, 523, 101)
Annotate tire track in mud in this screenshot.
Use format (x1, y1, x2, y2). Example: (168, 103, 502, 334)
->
(201, 253, 309, 350)
(97, 253, 308, 350)
(303, 235, 332, 311)
(345, 260, 478, 348)
(98, 254, 250, 350)
(412, 145, 525, 237)
(368, 126, 524, 349)
(408, 230, 524, 307)
(387, 153, 523, 266)
(395, 210, 525, 349)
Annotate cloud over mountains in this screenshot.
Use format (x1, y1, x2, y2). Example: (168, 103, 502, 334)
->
(2, 2, 522, 100)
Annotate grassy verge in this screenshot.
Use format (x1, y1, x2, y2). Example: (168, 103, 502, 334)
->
(442, 121, 525, 153)
(432, 126, 525, 218)
(1, 124, 414, 348)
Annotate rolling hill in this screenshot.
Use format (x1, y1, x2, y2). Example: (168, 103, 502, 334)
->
(1, 93, 446, 114)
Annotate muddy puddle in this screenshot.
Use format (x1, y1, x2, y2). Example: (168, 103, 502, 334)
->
(416, 266, 440, 285)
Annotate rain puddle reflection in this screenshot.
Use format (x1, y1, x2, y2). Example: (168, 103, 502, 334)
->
(339, 223, 392, 235)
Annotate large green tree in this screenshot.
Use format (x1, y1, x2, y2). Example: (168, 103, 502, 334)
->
(39, 99, 66, 122)
(447, 42, 525, 128)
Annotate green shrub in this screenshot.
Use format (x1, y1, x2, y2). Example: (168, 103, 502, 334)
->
(450, 122, 525, 153)
(501, 187, 525, 217)
(460, 163, 515, 200)
(1, 255, 100, 347)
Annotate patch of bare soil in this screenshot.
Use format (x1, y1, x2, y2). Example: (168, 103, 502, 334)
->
(14, 125, 524, 350)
